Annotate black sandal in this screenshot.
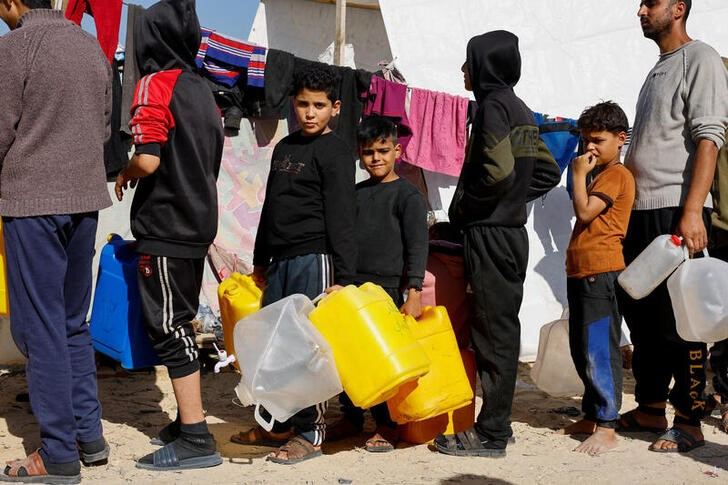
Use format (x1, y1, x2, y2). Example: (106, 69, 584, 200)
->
(434, 428, 506, 458)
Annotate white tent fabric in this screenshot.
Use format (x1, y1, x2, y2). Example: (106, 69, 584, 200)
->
(255, 0, 727, 360)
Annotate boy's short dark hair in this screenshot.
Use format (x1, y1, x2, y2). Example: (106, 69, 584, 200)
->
(577, 101, 629, 135)
(22, 0, 52, 8)
(293, 65, 340, 102)
(357, 115, 398, 147)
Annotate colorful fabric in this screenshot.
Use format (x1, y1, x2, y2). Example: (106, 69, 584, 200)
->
(403, 87, 469, 177)
(65, 0, 122, 65)
(196, 27, 266, 87)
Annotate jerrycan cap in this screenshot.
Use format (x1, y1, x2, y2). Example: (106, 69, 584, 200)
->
(670, 235, 682, 246)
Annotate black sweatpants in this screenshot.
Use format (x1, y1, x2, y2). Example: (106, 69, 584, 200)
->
(137, 255, 204, 379)
(464, 225, 528, 448)
(260, 253, 333, 446)
(618, 207, 711, 426)
(338, 286, 402, 429)
(567, 271, 623, 427)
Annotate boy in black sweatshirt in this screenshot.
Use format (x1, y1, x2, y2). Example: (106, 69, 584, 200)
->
(436, 30, 560, 458)
(236, 66, 357, 464)
(326, 115, 428, 452)
(114, 0, 224, 471)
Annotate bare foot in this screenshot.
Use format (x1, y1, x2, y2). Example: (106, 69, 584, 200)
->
(649, 423, 703, 452)
(556, 419, 597, 435)
(573, 427, 618, 455)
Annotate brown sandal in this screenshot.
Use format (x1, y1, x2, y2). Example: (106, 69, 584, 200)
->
(1, 450, 80, 484)
(365, 427, 398, 453)
(230, 425, 293, 447)
(266, 436, 322, 465)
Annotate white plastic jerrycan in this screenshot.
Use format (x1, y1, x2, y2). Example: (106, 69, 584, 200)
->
(618, 234, 686, 300)
(233, 294, 342, 431)
(530, 309, 584, 397)
(668, 250, 728, 343)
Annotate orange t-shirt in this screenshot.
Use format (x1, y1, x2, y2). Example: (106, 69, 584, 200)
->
(565, 163, 636, 278)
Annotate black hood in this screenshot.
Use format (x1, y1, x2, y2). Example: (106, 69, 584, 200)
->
(135, 0, 200, 75)
(466, 30, 521, 102)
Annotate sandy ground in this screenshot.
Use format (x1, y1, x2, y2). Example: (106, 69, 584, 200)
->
(2, 356, 728, 485)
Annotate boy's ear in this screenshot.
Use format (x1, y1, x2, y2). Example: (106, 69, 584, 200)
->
(331, 100, 342, 117)
(394, 143, 402, 158)
(618, 131, 627, 146)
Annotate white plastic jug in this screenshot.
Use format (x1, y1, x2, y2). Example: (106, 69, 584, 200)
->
(233, 294, 343, 430)
(618, 235, 686, 300)
(668, 250, 728, 343)
(530, 310, 584, 397)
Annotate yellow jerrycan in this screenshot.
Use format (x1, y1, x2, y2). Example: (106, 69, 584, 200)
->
(308, 283, 430, 409)
(399, 349, 476, 444)
(387, 306, 473, 423)
(0, 220, 9, 316)
(217, 272, 262, 370)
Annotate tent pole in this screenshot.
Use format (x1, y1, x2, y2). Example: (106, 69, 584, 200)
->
(334, 0, 346, 66)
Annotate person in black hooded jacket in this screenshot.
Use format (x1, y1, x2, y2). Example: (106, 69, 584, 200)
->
(436, 30, 560, 457)
(114, 0, 224, 471)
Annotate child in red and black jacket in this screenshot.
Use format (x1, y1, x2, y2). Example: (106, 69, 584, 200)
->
(114, 0, 224, 472)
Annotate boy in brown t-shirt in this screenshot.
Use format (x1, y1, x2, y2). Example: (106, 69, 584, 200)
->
(557, 101, 635, 455)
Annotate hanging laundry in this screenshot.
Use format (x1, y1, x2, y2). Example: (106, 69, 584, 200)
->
(65, 0, 122, 65)
(363, 76, 412, 152)
(120, 3, 145, 136)
(403, 88, 469, 177)
(260, 49, 296, 119)
(196, 28, 266, 88)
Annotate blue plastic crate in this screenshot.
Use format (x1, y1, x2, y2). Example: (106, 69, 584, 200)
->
(90, 235, 160, 369)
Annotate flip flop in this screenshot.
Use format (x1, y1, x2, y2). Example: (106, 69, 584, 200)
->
(365, 428, 397, 453)
(230, 425, 292, 447)
(616, 410, 667, 433)
(434, 428, 506, 458)
(1, 450, 80, 484)
(649, 428, 705, 453)
(135, 442, 222, 471)
(267, 436, 322, 465)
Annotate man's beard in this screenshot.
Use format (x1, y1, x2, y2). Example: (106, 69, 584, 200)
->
(641, 13, 673, 40)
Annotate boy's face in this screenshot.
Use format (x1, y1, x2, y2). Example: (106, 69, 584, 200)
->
(581, 129, 627, 166)
(359, 137, 401, 183)
(293, 88, 341, 137)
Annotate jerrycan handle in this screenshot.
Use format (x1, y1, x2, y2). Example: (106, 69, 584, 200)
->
(254, 404, 276, 432)
(311, 291, 330, 305)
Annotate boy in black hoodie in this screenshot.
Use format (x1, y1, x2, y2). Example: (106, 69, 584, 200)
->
(435, 30, 560, 457)
(115, 0, 224, 471)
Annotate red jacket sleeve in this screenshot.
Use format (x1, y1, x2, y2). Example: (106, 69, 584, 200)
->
(129, 70, 180, 148)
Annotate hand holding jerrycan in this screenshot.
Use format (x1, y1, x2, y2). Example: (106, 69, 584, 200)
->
(618, 235, 687, 299)
(308, 283, 431, 409)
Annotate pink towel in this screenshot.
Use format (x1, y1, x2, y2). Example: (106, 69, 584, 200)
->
(363, 77, 412, 153)
(403, 88, 469, 177)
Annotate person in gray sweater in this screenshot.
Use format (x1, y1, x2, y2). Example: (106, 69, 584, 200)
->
(616, 0, 728, 454)
(0, 0, 112, 482)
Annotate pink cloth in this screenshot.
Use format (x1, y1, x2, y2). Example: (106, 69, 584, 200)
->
(403, 88, 469, 177)
(363, 76, 412, 152)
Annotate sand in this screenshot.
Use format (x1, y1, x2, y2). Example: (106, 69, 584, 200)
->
(1, 358, 728, 485)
